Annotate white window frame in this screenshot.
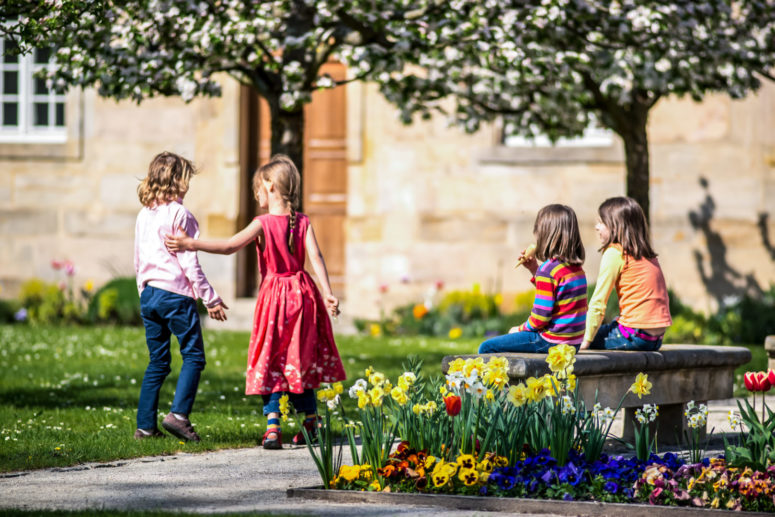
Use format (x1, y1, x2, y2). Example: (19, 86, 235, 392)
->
(0, 40, 67, 143)
(503, 124, 614, 148)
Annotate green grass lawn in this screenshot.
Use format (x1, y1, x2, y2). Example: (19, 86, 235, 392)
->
(0, 324, 765, 473)
(0, 324, 478, 472)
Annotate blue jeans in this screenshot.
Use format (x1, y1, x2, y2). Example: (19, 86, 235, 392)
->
(478, 331, 556, 354)
(589, 321, 662, 351)
(137, 286, 206, 430)
(262, 389, 316, 416)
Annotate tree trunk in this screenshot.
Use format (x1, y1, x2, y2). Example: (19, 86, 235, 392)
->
(267, 100, 306, 210)
(618, 106, 651, 224)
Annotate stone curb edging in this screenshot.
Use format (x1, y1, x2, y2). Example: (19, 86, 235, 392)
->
(286, 487, 773, 517)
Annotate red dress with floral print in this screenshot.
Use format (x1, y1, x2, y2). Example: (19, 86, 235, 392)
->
(246, 213, 346, 395)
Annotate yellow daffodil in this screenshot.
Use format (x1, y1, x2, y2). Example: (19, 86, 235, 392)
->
(369, 386, 384, 407)
(630, 372, 652, 399)
(447, 358, 465, 374)
(508, 383, 527, 407)
(84, 279, 95, 292)
(368, 371, 385, 387)
(365, 366, 374, 377)
(546, 344, 576, 378)
(448, 327, 463, 339)
(390, 386, 408, 405)
(526, 376, 548, 402)
(485, 389, 495, 401)
(544, 374, 560, 397)
(332, 382, 344, 395)
(279, 394, 290, 421)
(369, 323, 382, 337)
(412, 403, 422, 415)
(439, 385, 448, 396)
(566, 373, 577, 391)
(464, 357, 485, 377)
(357, 391, 370, 409)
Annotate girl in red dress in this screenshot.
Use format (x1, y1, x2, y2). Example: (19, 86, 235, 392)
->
(165, 155, 346, 449)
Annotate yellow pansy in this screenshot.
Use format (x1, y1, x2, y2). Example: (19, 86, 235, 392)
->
(368, 480, 381, 491)
(432, 472, 449, 488)
(456, 454, 476, 470)
(458, 468, 479, 486)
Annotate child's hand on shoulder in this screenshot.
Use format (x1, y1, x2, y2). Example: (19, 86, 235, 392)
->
(207, 301, 229, 322)
(324, 294, 340, 318)
(165, 226, 195, 252)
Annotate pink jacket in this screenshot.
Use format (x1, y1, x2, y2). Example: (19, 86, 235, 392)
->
(134, 200, 221, 308)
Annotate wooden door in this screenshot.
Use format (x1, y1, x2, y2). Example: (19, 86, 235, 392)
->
(238, 64, 347, 298)
(303, 62, 348, 297)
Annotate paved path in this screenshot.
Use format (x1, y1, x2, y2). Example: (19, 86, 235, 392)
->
(0, 397, 769, 516)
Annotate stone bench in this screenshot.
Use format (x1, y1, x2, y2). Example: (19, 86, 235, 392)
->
(442, 344, 751, 445)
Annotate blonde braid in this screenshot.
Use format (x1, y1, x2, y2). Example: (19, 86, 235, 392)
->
(288, 208, 297, 255)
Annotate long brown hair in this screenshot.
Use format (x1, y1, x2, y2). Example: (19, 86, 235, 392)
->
(137, 152, 196, 207)
(598, 196, 656, 260)
(533, 204, 585, 265)
(253, 154, 301, 254)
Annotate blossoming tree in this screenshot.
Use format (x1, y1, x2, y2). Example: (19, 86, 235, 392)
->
(2, 0, 423, 188)
(373, 0, 775, 220)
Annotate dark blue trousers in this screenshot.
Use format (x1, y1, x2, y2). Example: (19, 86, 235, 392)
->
(137, 286, 206, 430)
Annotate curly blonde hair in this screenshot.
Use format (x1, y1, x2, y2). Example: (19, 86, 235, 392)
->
(138, 152, 196, 207)
(253, 154, 301, 253)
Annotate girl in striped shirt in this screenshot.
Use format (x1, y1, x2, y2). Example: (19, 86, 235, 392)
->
(479, 204, 587, 353)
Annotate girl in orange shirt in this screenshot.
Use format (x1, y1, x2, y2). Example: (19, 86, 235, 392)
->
(581, 197, 672, 351)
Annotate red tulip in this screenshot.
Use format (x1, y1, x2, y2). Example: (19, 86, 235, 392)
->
(744, 371, 771, 392)
(444, 394, 461, 416)
(768, 369, 775, 386)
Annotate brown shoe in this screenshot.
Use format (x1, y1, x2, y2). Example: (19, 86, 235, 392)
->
(162, 413, 201, 442)
(134, 428, 164, 439)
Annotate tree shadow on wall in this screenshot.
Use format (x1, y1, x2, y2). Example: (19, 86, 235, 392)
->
(688, 177, 764, 308)
(758, 212, 775, 262)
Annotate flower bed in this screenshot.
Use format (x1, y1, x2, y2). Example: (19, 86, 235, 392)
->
(292, 347, 775, 512)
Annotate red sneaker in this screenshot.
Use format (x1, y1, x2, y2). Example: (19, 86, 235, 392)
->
(292, 417, 320, 446)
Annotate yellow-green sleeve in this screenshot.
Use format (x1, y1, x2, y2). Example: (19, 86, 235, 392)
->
(583, 247, 624, 344)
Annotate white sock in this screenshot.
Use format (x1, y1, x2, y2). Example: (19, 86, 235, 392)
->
(137, 428, 154, 436)
(172, 412, 187, 420)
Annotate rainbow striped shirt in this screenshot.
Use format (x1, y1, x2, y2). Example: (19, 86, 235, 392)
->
(517, 259, 587, 345)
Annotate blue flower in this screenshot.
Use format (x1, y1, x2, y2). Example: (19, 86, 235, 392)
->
(14, 308, 27, 322)
(563, 492, 574, 501)
(603, 481, 619, 493)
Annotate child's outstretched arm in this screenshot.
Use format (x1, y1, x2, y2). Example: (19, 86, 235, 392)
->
(165, 219, 263, 255)
(305, 223, 339, 318)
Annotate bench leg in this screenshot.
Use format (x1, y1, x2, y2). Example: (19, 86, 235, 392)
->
(622, 402, 707, 446)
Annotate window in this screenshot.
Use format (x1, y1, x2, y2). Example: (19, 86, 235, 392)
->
(0, 39, 66, 143)
(503, 123, 613, 148)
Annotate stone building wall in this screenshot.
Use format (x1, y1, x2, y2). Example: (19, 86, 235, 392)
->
(0, 79, 241, 302)
(1, 75, 773, 324)
(345, 81, 775, 318)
